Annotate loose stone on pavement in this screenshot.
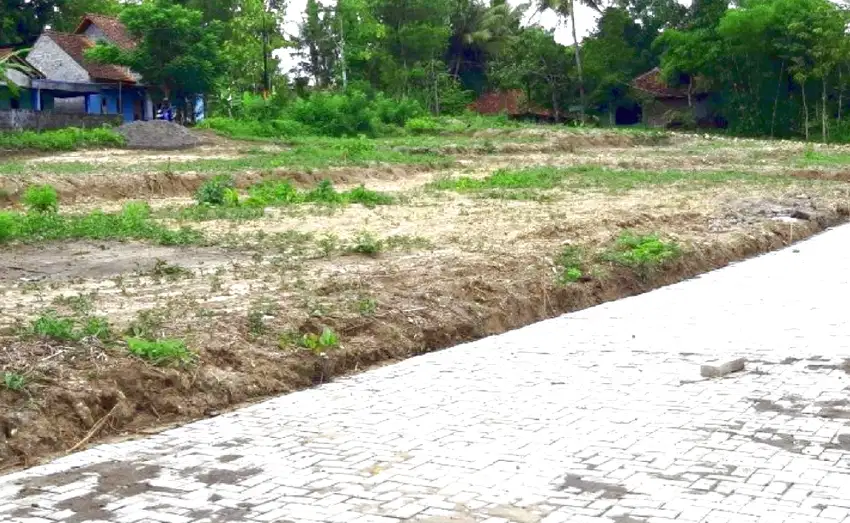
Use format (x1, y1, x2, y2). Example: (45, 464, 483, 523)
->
(2, 225, 850, 522)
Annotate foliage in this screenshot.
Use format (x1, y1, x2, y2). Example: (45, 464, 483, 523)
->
(601, 232, 681, 275)
(347, 231, 383, 256)
(28, 311, 112, 342)
(0, 128, 125, 152)
(556, 245, 585, 284)
(22, 185, 59, 213)
(0, 202, 202, 245)
(2, 372, 26, 391)
(196, 175, 236, 206)
(86, 0, 224, 100)
(126, 337, 196, 366)
(297, 326, 340, 354)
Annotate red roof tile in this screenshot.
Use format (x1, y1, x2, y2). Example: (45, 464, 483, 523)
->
(470, 90, 551, 117)
(75, 14, 137, 50)
(44, 30, 136, 83)
(632, 68, 688, 99)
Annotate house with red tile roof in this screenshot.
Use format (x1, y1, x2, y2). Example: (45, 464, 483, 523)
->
(25, 14, 152, 122)
(631, 68, 713, 128)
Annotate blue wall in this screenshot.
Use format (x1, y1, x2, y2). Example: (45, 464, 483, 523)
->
(86, 89, 145, 122)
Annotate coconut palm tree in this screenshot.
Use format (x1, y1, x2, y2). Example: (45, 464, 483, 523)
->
(0, 49, 34, 97)
(536, 0, 604, 123)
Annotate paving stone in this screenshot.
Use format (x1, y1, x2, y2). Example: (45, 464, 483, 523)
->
(3, 225, 850, 521)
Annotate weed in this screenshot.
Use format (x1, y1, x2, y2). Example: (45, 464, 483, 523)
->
(28, 311, 111, 342)
(126, 309, 167, 339)
(209, 275, 223, 293)
(347, 231, 384, 257)
(384, 234, 434, 251)
(318, 233, 341, 257)
(555, 245, 586, 284)
(344, 185, 395, 207)
(304, 180, 344, 205)
(247, 310, 267, 337)
(196, 175, 236, 206)
(2, 372, 26, 391)
(0, 202, 203, 246)
(126, 338, 196, 366)
(245, 179, 301, 207)
(601, 232, 681, 276)
(356, 297, 378, 316)
(298, 327, 340, 354)
(52, 293, 94, 314)
(176, 204, 264, 222)
(149, 259, 194, 281)
(22, 185, 59, 213)
(30, 311, 78, 341)
(81, 316, 111, 340)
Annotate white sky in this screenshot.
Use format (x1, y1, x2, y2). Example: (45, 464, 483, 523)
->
(277, 0, 604, 73)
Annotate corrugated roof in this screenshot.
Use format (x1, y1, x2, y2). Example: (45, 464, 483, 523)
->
(44, 30, 136, 83)
(632, 68, 688, 99)
(75, 13, 137, 50)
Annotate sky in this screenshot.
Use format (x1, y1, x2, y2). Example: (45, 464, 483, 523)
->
(277, 0, 604, 74)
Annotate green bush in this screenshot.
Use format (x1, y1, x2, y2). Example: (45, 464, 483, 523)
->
(601, 232, 681, 276)
(22, 185, 59, 213)
(288, 91, 377, 137)
(0, 127, 125, 152)
(196, 175, 236, 206)
(29, 311, 112, 342)
(245, 179, 301, 207)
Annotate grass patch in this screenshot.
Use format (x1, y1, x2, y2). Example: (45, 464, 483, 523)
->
(601, 232, 681, 277)
(0, 127, 125, 152)
(126, 338, 195, 366)
(0, 201, 203, 245)
(556, 245, 586, 284)
(28, 311, 112, 342)
(22, 185, 59, 213)
(346, 231, 384, 257)
(385, 234, 434, 251)
(430, 166, 786, 197)
(2, 372, 26, 391)
(799, 148, 850, 166)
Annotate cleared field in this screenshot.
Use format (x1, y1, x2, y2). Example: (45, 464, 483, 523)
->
(1, 127, 849, 469)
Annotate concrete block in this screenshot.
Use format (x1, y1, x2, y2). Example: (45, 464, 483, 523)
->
(701, 358, 747, 378)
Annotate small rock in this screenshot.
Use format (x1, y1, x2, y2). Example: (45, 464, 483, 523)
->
(790, 210, 812, 221)
(701, 358, 747, 378)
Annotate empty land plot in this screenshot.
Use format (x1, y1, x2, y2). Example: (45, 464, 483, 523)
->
(1, 127, 849, 469)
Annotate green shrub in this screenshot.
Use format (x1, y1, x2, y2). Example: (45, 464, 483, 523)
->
(0, 127, 124, 151)
(29, 311, 112, 342)
(347, 231, 383, 256)
(298, 327, 340, 354)
(22, 185, 59, 213)
(245, 179, 302, 207)
(344, 185, 394, 207)
(0, 211, 17, 242)
(288, 91, 377, 137)
(196, 175, 236, 206)
(556, 245, 586, 284)
(602, 232, 681, 276)
(126, 338, 195, 366)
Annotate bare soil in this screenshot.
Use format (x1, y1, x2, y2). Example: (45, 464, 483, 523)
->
(2, 129, 850, 471)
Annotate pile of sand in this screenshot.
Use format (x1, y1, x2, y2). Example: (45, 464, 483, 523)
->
(117, 120, 203, 150)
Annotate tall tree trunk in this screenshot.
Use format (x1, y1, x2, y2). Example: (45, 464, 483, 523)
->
(771, 61, 784, 138)
(838, 65, 844, 126)
(802, 80, 809, 141)
(822, 78, 828, 143)
(568, 0, 585, 124)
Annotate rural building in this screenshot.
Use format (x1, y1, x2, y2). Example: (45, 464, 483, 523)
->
(26, 14, 152, 122)
(0, 49, 44, 111)
(631, 68, 711, 128)
(470, 90, 552, 121)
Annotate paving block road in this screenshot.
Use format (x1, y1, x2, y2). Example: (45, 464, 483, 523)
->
(2, 224, 850, 523)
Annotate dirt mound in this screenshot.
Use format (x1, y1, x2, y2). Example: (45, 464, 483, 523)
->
(117, 120, 204, 150)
